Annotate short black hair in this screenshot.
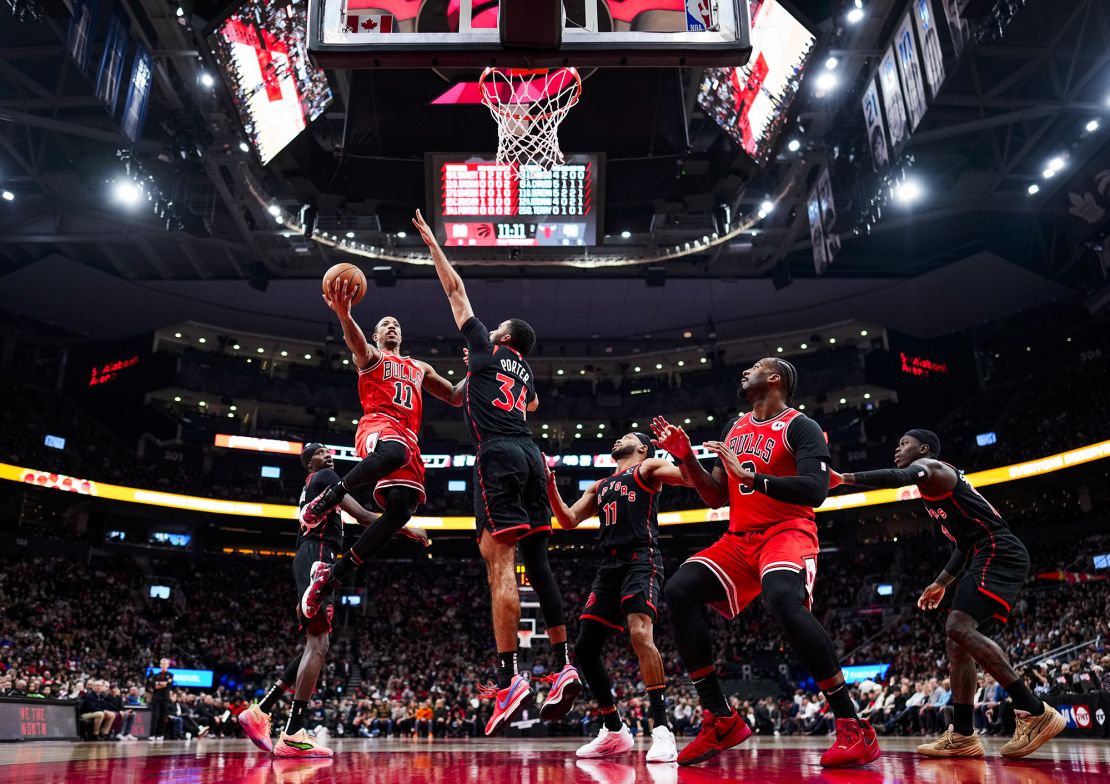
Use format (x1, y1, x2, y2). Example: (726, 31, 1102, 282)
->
(506, 318, 536, 356)
(771, 358, 798, 400)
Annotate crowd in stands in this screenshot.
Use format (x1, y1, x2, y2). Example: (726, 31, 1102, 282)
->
(1, 524, 1107, 742)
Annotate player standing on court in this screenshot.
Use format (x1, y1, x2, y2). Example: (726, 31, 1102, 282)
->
(413, 209, 580, 736)
(546, 431, 686, 762)
(240, 443, 428, 758)
(831, 429, 1065, 759)
(298, 279, 461, 618)
(652, 358, 880, 767)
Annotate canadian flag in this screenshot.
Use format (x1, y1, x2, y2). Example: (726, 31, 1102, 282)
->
(343, 13, 394, 33)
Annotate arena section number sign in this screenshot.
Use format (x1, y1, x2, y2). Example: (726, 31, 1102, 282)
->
(428, 153, 601, 247)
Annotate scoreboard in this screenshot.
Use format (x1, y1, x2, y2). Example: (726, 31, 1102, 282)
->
(428, 153, 601, 247)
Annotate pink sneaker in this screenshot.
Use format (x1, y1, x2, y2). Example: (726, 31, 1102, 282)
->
(273, 729, 333, 758)
(238, 704, 273, 753)
(539, 664, 583, 721)
(576, 725, 634, 758)
(478, 674, 534, 736)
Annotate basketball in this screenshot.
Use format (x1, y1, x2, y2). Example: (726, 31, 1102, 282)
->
(322, 263, 367, 305)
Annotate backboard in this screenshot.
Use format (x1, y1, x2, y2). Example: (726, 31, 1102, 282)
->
(307, 0, 752, 69)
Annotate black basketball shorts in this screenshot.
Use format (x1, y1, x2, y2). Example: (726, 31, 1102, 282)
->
(473, 436, 552, 543)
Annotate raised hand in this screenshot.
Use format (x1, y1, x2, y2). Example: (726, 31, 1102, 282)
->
(412, 209, 438, 249)
(703, 441, 752, 484)
(323, 277, 357, 318)
(650, 416, 692, 459)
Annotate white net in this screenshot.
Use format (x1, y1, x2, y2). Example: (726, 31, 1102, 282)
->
(479, 67, 582, 177)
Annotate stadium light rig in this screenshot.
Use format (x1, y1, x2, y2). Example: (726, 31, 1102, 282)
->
(1, 190, 13, 201)
(113, 180, 142, 206)
(846, 1, 864, 24)
(892, 178, 923, 205)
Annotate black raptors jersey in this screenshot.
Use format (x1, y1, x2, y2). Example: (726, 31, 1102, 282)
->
(460, 316, 536, 443)
(594, 465, 658, 551)
(298, 468, 344, 550)
(919, 463, 1011, 551)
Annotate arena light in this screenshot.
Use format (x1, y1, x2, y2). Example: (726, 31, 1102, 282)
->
(256, 347, 264, 354)
(280, 350, 288, 357)
(700, 357, 708, 364)
(863, 393, 871, 399)
(576, 423, 583, 430)
(787, 139, 801, 152)
(229, 405, 237, 411)
(199, 72, 215, 89)
(677, 360, 685, 366)
(304, 353, 312, 360)
(634, 365, 641, 372)
(621, 230, 631, 239)
(173, 396, 181, 402)
(776, 346, 784, 352)
(231, 343, 241, 350)
(1, 190, 13, 201)
(839, 397, 847, 404)
(1086, 119, 1100, 133)
(655, 363, 664, 369)
(860, 329, 868, 336)
(267, 204, 281, 216)
(800, 342, 808, 349)
(815, 72, 838, 92)
(829, 337, 837, 344)
(346, 231, 355, 238)
(1027, 183, 1040, 195)
(1047, 155, 1067, 173)
(542, 424, 549, 430)
(176, 6, 184, 16)
(846, 6, 865, 24)
(397, 231, 407, 239)
(707, 415, 714, 422)
(198, 337, 207, 344)
(631, 422, 639, 428)
(1042, 168, 1055, 179)
(113, 180, 142, 206)
(239, 141, 249, 152)
(174, 332, 182, 338)
(825, 56, 838, 70)
(557, 369, 564, 375)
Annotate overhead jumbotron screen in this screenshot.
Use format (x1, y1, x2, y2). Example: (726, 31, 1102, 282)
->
(427, 153, 602, 247)
(697, 0, 816, 167)
(207, 0, 333, 165)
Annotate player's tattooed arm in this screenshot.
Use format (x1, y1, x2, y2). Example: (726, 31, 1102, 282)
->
(323, 278, 378, 369)
(413, 209, 475, 329)
(419, 361, 465, 407)
(650, 416, 728, 507)
(543, 454, 597, 528)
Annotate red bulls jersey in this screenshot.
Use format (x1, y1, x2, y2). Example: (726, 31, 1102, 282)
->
(718, 408, 829, 533)
(357, 351, 425, 442)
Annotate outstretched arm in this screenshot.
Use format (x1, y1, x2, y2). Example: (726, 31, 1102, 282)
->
(323, 278, 379, 370)
(419, 361, 465, 407)
(413, 209, 475, 329)
(638, 457, 693, 489)
(544, 457, 598, 529)
(832, 458, 957, 497)
(650, 416, 728, 508)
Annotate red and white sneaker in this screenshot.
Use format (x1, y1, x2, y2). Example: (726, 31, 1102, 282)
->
(479, 674, 534, 736)
(299, 486, 340, 531)
(820, 718, 881, 768)
(538, 664, 583, 721)
(677, 710, 752, 766)
(272, 728, 334, 758)
(300, 561, 333, 619)
(238, 704, 273, 753)
(576, 724, 634, 758)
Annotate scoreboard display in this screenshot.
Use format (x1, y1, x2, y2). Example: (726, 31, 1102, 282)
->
(427, 153, 602, 247)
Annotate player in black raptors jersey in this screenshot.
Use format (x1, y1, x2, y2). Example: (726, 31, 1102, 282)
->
(832, 429, 1065, 759)
(414, 210, 578, 736)
(239, 443, 427, 758)
(546, 432, 688, 763)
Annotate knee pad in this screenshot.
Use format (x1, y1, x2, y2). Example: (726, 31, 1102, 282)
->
(760, 569, 807, 619)
(382, 486, 421, 518)
(374, 440, 409, 473)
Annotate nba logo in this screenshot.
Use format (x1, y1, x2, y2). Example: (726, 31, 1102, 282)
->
(686, 0, 717, 32)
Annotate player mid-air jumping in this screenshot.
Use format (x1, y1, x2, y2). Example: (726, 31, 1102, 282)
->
(653, 358, 880, 768)
(413, 209, 580, 735)
(298, 280, 461, 619)
(239, 443, 428, 757)
(546, 431, 687, 763)
(831, 429, 1065, 759)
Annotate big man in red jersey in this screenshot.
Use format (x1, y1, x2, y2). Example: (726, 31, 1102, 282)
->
(652, 358, 880, 768)
(298, 278, 463, 617)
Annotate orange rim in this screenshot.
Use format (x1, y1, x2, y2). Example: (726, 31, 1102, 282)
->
(479, 67, 582, 121)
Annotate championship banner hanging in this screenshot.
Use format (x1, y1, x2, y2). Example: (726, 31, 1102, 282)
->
(121, 44, 153, 144)
(912, 0, 946, 99)
(808, 166, 840, 274)
(894, 10, 928, 132)
(96, 6, 129, 115)
(66, 0, 101, 74)
(879, 46, 909, 150)
(861, 79, 889, 172)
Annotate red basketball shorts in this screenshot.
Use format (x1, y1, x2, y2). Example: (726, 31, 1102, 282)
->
(685, 518, 819, 619)
(354, 414, 426, 507)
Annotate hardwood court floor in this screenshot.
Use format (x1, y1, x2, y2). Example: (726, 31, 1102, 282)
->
(1, 735, 1107, 783)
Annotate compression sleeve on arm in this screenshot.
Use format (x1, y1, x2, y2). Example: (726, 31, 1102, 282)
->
(752, 456, 829, 507)
(460, 316, 493, 353)
(848, 465, 930, 489)
(942, 548, 968, 580)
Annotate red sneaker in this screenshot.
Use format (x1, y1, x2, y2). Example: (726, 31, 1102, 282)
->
(479, 674, 534, 736)
(821, 718, 881, 768)
(538, 664, 582, 721)
(677, 710, 752, 766)
(299, 561, 333, 619)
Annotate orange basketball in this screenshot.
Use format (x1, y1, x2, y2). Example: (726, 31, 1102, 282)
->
(322, 263, 367, 305)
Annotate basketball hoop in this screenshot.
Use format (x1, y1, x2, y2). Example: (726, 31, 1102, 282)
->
(479, 67, 582, 177)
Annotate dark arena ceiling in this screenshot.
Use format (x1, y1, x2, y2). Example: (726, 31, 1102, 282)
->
(0, 0, 1108, 347)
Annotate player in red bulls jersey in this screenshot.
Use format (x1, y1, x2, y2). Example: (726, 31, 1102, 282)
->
(831, 429, 1065, 759)
(414, 209, 579, 737)
(545, 431, 688, 763)
(298, 278, 463, 619)
(651, 358, 880, 768)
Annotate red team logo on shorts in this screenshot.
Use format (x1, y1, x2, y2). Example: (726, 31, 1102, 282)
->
(585, 592, 597, 609)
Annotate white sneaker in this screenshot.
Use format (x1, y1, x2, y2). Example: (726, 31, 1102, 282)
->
(576, 725, 634, 758)
(646, 725, 677, 763)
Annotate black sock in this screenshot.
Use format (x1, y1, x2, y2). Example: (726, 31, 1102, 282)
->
(600, 705, 623, 732)
(497, 651, 518, 689)
(822, 682, 858, 721)
(953, 702, 974, 736)
(258, 683, 284, 714)
(330, 550, 360, 582)
(285, 700, 308, 735)
(647, 684, 668, 727)
(1003, 679, 1044, 715)
(691, 669, 731, 718)
(553, 641, 570, 670)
